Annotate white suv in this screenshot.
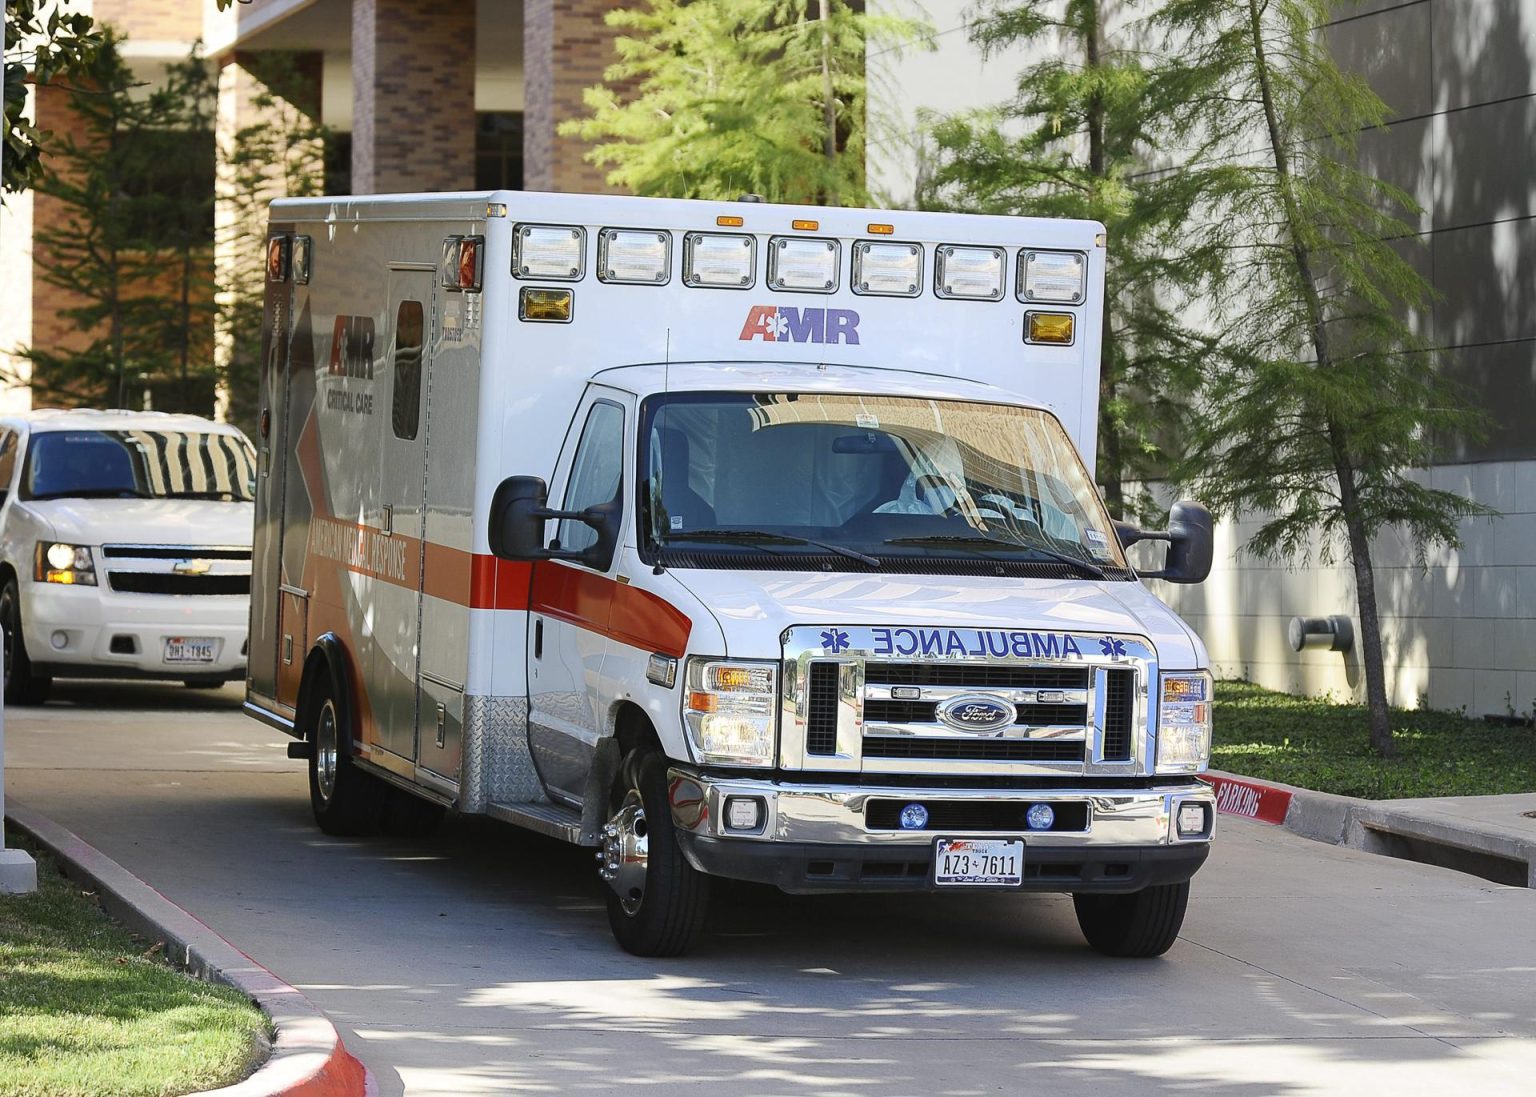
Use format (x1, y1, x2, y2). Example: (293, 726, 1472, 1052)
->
(0, 409, 255, 704)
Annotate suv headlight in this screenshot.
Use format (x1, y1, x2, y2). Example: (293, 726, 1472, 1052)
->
(683, 658, 777, 767)
(36, 542, 97, 586)
(1156, 671, 1212, 774)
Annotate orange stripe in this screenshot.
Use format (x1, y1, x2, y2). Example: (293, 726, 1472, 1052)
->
(531, 561, 691, 658)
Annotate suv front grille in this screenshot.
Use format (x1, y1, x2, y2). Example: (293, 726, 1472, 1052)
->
(108, 573, 250, 596)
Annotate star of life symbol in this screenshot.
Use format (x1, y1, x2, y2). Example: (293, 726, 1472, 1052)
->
(1098, 636, 1127, 658)
(771, 314, 790, 338)
(820, 629, 851, 654)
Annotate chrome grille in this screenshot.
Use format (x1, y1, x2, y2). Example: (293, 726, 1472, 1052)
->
(806, 662, 841, 756)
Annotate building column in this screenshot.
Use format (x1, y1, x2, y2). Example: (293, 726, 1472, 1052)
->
(213, 51, 324, 427)
(351, 0, 476, 194)
(522, 0, 633, 193)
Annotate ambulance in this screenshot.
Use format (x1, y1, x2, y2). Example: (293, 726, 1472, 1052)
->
(247, 190, 1218, 958)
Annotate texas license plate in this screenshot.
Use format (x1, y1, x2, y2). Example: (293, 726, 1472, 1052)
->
(933, 837, 1025, 887)
(163, 636, 217, 664)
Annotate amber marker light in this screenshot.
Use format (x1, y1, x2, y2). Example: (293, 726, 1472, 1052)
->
(867, 223, 895, 235)
(716, 215, 745, 227)
(519, 287, 573, 322)
(791, 219, 820, 231)
(1026, 312, 1075, 344)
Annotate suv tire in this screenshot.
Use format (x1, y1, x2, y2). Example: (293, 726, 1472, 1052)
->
(1, 578, 51, 706)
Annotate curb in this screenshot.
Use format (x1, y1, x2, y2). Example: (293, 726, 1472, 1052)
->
(5, 801, 372, 1097)
(1204, 771, 1536, 888)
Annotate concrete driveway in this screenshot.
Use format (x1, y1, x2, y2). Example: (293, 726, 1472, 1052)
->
(6, 681, 1535, 1095)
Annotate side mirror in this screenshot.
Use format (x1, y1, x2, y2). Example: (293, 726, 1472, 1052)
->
(1116, 500, 1214, 584)
(488, 474, 620, 571)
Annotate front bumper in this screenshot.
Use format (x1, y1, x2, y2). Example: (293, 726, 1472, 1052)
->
(22, 581, 248, 680)
(668, 768, 1215, 894)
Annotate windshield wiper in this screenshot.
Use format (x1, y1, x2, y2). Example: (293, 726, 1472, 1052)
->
(28, 488, 152, 501)
(884, 534, 1107, 580)
(666, 529, 880, 569)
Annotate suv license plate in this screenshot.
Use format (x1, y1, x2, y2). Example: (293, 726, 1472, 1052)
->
(933, 837, 1025, 888)
(164, 637, 217, 664)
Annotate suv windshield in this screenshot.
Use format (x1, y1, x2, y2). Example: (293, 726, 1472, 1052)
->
(20, 429, 256, 503)
(640, 392, 1130, 578)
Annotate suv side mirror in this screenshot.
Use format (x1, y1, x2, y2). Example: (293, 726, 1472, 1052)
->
(488, 475, 618, 570)
(1114, 500, 1214, 584)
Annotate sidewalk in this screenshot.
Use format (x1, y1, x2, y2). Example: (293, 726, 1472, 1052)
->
(1207, 771, 1536, 887)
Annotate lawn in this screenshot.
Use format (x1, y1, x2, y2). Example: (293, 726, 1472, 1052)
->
(1213, 679, 1536, 800)
(0, 842, 269, 1097)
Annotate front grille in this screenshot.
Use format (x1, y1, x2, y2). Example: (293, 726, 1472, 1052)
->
(867, 664, 1089, 689)
(806, 662, 841, 755)
(866, 799, 1089, 832)
(1102, 668, 1135, 761)
(864, 698, 1087, 726)
(108, 573, 250, 596)
(102, 544, 250, 560)
(863, 738, 1083, 762)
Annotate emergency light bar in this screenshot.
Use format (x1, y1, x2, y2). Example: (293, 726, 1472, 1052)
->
(514, 224, 586, 281)
(768, 236, 839, 293)
(266, 236, 290, 283)
(292, 235, 312, 285)
(852, 240, 922, 297)
(683, 232, 756, 289)
(598, 228, 671, 284)
(440, 235, 485, 292)
(1020, 249, 1086, 304)
(935, 245, 1005, 301)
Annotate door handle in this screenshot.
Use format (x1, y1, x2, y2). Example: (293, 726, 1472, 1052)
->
(382, 503, 393, 535)
(534, 618, 543, 660)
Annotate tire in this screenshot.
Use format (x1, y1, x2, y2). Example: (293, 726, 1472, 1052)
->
(601, 749, 710, 957)
(304, 677, 384, 837)
(1073, 881, 1190, 958)
(0, 578, 51, 706)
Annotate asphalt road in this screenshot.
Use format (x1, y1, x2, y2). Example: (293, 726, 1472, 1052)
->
(6, 681, 1536, 1096)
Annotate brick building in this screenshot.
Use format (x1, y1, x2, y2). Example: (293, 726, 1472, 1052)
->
(0, 0, 634, 413)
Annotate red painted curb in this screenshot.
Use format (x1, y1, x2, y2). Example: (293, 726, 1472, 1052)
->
(1200, 773, 1294, 825)
(5, 802, 372, 1097)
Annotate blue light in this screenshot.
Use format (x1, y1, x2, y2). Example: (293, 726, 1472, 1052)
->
(1026, 804, 1055, 831)
(899, 803, 929, 830)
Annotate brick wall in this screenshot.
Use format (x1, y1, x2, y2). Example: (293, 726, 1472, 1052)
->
(352, 0, 476, 193)
(94, 0, 200, 42)
(523, 0, 634, 193)
(30, 82, 97, 382)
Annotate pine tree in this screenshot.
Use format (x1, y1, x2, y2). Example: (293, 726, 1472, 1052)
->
(13, 35, 218, 410)
(922, 0, 1216, 520)
(1156, 0, 1489, 755)
(560, 0, 927, 205)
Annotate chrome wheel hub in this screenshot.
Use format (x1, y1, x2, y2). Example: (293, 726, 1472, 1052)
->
(597, 789, 649, 915)
(315, 700, 339, 802)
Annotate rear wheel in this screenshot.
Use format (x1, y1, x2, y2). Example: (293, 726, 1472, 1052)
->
(601, 749, 710, 957)
(0, 579, 51, 706)
(305, 678, 383, 836)
(1073, 881, 1190, 958)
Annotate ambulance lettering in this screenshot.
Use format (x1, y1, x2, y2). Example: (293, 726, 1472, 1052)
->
(739, 305, 860, 345)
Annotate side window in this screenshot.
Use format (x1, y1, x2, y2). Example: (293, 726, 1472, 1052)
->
(0, 431, 15, 498)
(559, 401, 625, 556)
(391, 300, 425, 441)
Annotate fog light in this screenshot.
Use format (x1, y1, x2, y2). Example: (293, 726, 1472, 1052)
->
(50, 630, 68, 650)
(899, 803, 928, 830)
(724, 796, 763, 832)
(1026, 803, 1055, 831)
(1177, 803, 1207, 837)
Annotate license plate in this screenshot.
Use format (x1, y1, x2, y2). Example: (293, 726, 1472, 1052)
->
(163, 637, 217, 664)
(933, 837, 1025, 887)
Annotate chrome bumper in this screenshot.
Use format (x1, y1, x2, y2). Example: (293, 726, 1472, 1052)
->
(667, 769, 1215, 848)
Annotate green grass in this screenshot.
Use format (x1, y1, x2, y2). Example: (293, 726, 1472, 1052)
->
(1213, 679, 1536, 800)
(0, 843, 269, 1097)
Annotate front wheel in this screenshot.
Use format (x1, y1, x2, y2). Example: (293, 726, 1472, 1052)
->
(600, 749, 710, 957)
(1073, 881, 1190, 958)
(0, 579, 51, 706)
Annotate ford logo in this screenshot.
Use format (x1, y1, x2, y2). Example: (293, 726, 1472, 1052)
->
(936, 695, 1017, 734)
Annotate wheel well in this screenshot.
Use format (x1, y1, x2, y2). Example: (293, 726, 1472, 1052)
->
(613, 702, 659, 758)
(0, 562, 15, 588)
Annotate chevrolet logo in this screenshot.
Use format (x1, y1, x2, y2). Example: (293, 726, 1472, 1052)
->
(173, 559, 213, 575)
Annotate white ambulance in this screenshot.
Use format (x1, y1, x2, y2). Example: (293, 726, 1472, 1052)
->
(247, 190, 1218, 958)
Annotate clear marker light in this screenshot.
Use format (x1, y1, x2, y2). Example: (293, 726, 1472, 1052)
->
(899, 803, 929, 830)
(1026, 803, 1056, 831)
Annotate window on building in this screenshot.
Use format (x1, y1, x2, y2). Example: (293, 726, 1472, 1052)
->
(476, 112, 523, 191)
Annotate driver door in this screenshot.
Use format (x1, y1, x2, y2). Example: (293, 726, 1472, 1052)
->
(527, 392, 630, 806)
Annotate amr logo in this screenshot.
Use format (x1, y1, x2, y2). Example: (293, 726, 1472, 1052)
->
(739, 305, 861, 345)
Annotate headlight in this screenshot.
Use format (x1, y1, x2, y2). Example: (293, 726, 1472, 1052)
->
(683, 658, 777, 767)
(36, 542, 97, 586)
(1156, 672, 1212, 774)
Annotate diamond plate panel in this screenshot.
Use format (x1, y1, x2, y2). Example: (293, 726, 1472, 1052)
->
(461, 695, 547, 810)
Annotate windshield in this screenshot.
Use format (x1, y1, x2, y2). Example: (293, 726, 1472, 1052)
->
(639, 392, 1130, 578)
(21, 429, 256, 503)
